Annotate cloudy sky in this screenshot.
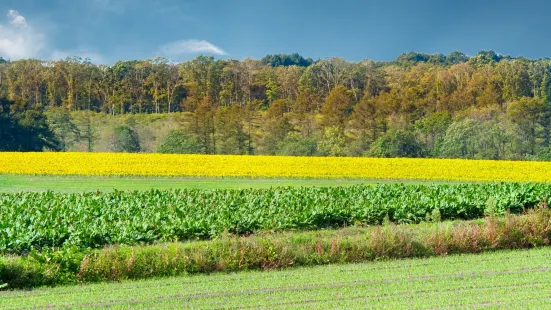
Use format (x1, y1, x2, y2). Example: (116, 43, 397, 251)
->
(1, 0, 550, 64)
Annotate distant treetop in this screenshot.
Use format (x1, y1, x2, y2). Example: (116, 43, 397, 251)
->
(261, 53, 314, 67)
(394, 51, 470, 66)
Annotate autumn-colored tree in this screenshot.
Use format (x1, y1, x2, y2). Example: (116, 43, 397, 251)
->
(321, 85, 354, 128)
(215, 105, 247, 154)
(192, 99, 216, 154)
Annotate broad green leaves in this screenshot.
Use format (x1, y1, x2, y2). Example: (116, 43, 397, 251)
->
(0, 183, 549, 254)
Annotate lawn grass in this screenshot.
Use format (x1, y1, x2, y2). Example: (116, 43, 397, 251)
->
(0, 174, 464, 192)
(3, 247, 551, 309)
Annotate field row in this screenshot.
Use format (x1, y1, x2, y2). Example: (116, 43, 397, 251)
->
(4, 246, 551, 308)
(1, 183, 549, 253)
(2, 207, 551, 290)
(0, 174, 421, 193)
(2, 152, 551, 181)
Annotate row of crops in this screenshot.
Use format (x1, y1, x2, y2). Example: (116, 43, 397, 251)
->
(1, 183, 550, 254)
(3, 152, 551, 181)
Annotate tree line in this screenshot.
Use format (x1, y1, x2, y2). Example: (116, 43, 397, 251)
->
(1, 51, 551, 160)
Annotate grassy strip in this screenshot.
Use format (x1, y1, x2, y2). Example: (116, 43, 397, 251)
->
(2, 207, 551, 289)
(0, 174, 448, 193)
(4, 248, 551, 308)
(1, 183, 549, 254)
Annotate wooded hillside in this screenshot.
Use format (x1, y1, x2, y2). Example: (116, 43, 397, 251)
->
(1, 51, 551, 159)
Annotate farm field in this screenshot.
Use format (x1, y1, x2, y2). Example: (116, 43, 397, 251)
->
(3, 247, 551, 309)
(0, 174, 443, 193)
(3, 152, 551, 307)
(2, 152, 551, 182)
(1, 183, 547, 252)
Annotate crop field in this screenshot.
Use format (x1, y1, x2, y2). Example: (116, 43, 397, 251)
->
(0, 174, 435, 193)
(2, 152, 551, 182)
(3, 152, 551, 307)
(1, 183, 547, 253)
(4, 247, 551, 309)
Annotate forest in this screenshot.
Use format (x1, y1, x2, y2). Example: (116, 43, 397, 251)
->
(1, 50, 551, 160)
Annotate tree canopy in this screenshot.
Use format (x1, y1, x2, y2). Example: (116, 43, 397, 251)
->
(261, 53, 314, 67)
(3, 50, 551, 160)
(0, 97, 60, 151)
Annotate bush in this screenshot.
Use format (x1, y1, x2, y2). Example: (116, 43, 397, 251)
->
(110, 125, 140, 153)
(276, 133, 317, 156)
(369, 130, 424, 158)
(158, 129, 202, 154)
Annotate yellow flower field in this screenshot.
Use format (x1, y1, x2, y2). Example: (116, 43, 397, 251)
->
(0, 152, 550, 182)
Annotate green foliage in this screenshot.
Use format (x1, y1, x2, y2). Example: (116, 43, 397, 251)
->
(157, 129, 201, 154)
(440, 118, 480, 158)
(0, 183, 549, 255)
(440, 117, 522, 160)
(368, 130, 424, 158)
(507, 97, 546, 155)
(4, 51, 551, 159)
(191, 102, 216, 154)
(261, 53, 314, 67)
(260, 101, 294, 154)
(110, 125, 140, 153)
(2, 208, 551, 290)
(445, 51, 469, 64)
(0, 97, 61, 151)
(47, 107, 80, 151)
(415, 112, 452, 155)
(276, 132, 317, 156)
(470, 50, 504, 67)
(317, 126, 347, 156)
(395, 52, 439, 66)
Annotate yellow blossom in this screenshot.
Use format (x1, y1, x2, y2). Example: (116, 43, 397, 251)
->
(0, 152, 549, 182)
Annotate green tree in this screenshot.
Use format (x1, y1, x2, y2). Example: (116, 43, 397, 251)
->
(276, 132, 317, 156)
(47, 107, 80, 151)
(74, 111, 97, 152)
(191, 100, 216, 154)
(440, 118, 480, 158)
(110, 125, 140, 153)
(414, 112, 452, 155)
(158, 129, 201, 154)
(317, 126, 347, 156)
(507, 97, 546, 155)
(215, 106, 247, 154)
(368, 130, 424, 158)
(260, 100, 294, 154)
(0, 97, 60, 151)
(261, 53, 313, 67)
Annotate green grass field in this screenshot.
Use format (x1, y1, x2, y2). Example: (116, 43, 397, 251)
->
(0, 174, 464, 192)
(3, 247, 551, 309)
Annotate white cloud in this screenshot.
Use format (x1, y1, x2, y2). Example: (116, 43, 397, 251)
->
(160, 39, 227, 57)
(0, 10, 104, 63)
(8, 10, 27, 26)
(0, 10, 45, 59)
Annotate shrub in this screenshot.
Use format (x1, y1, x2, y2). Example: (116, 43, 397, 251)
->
(109, 125, 140, 153)
(368, 130, 424, 158)
(157, 129, 202, 154)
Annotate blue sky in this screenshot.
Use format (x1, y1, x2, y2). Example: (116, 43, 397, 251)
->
(0, 0, 550, 64)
